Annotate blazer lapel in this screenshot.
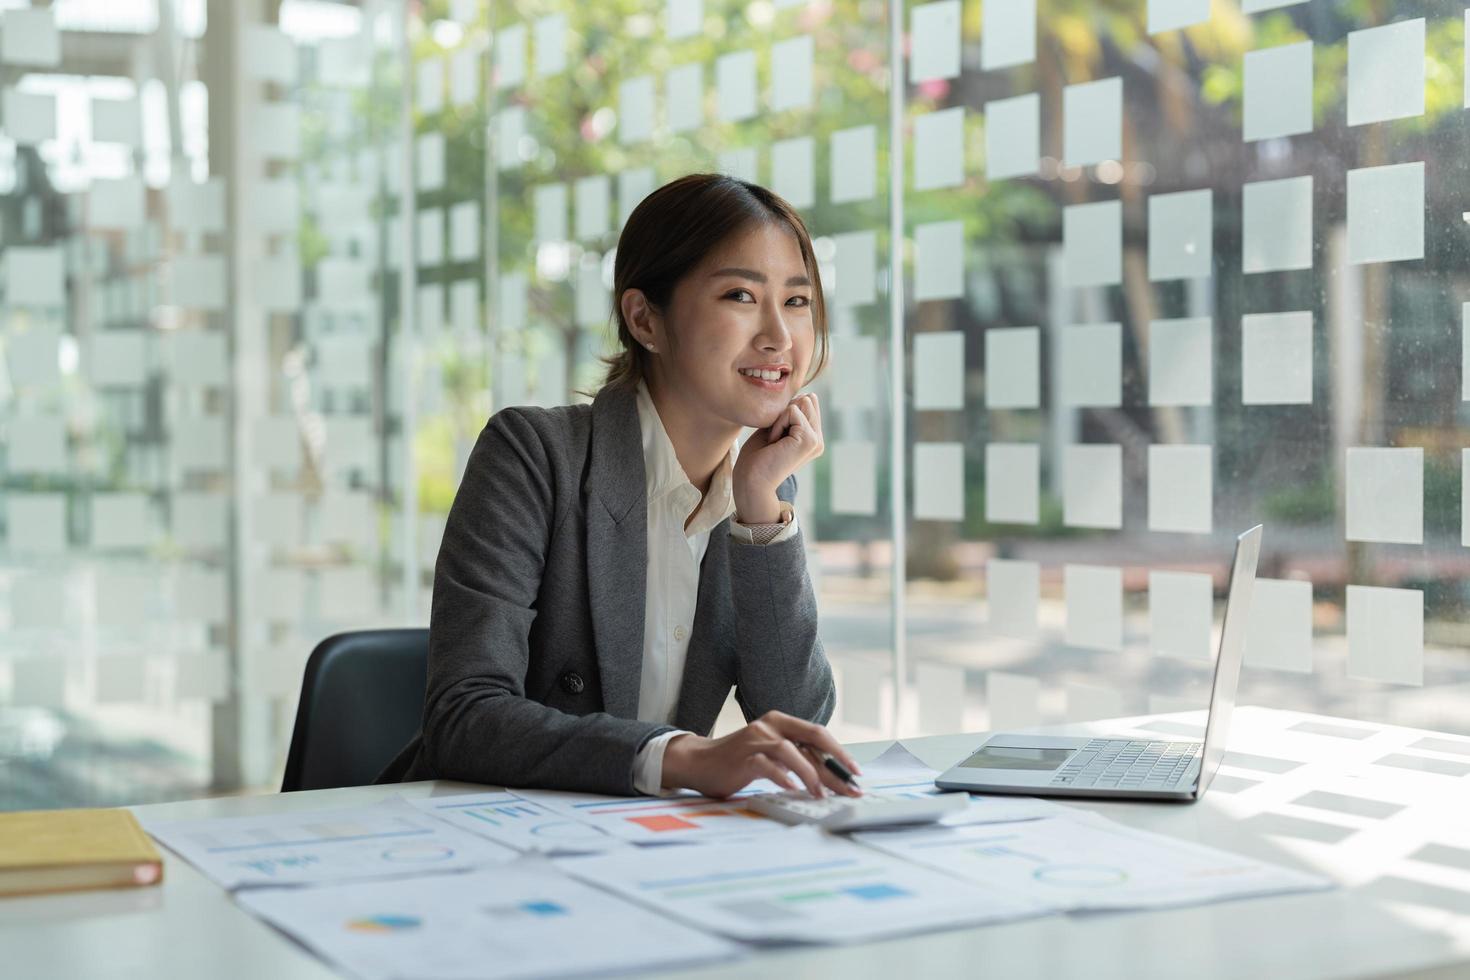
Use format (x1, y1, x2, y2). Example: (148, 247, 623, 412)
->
(584, 384, 647, 719)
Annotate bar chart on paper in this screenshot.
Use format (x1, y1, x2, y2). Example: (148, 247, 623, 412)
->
(409, 791, 627, 854)
(557, 828, 1048, 943)
(142, 799, 518, 890)
(518, 789, 789, 843)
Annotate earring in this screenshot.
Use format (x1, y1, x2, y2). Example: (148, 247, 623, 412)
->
(645, 343, 656, 352)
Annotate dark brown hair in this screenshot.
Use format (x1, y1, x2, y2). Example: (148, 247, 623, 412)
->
(594, 173, 829, 394)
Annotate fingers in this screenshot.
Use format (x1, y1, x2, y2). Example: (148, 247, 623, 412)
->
(797, 743, 862, 797)
(750, 753, 798, 793)
(767, 738, 827, 798)
(761, 711, 862, 777)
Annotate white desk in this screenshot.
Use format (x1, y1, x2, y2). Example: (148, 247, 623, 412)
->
(7, 707, 1470, 979)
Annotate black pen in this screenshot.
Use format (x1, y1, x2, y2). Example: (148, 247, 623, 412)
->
(797, 743, 861, 792)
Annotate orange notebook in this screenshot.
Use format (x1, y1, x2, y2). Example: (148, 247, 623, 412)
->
(0, 807, 164, 898)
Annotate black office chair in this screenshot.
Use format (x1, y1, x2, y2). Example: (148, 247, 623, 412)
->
(281, 629, 429, 792)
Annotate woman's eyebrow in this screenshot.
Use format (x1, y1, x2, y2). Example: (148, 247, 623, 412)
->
(710, 267, 812, 287)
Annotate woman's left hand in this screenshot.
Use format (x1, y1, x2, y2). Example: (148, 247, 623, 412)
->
(732, 392, 824, 523)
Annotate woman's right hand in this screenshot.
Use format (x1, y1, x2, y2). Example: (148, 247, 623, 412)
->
(660, 710, 863, 799)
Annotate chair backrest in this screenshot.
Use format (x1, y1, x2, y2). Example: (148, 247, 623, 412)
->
(281, 629, 429, 792)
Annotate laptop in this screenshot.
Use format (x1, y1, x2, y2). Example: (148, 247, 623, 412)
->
(936, 525, 1262, 802)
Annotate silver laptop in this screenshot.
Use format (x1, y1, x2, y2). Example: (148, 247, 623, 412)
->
(936, 525, 1262, 802)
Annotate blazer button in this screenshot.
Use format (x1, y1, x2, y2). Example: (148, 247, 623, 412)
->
(559, 671, 585, 695)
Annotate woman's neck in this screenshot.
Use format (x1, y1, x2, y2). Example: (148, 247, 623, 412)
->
(645, 376, 740, 495)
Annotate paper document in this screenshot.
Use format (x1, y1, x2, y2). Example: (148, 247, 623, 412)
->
(839, 741, 1070, 827)
(143, 798, 518, 890)
(238, 861, 739, 980)
(557, 827, 1049, 944)
(409, 791, 628, 855)
(516, 788, 789, 843)
(856, 814, 1332, 911)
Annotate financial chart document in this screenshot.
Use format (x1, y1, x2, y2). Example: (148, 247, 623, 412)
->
(856, 813, 1331, 911)
(556, 826, 1050, 944)
(237, 862, 739, 980)
(408, 790, 628, 855)
(142, 798, 518, 890)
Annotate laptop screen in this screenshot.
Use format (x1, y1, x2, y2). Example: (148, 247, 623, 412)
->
(1197, 525, 1263, 796)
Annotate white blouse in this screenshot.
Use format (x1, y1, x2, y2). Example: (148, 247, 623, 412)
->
(629, 379, 799, 793)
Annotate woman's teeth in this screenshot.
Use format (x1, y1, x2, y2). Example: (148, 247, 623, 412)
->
(739, 368, 783, 381)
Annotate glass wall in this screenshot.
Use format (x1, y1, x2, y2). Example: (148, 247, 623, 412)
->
(3, 0, 1467, 808)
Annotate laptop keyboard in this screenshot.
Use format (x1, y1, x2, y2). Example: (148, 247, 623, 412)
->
(1050, 739, 1202, 790)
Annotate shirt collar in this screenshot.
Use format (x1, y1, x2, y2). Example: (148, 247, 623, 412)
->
(635, 379, 738, 534)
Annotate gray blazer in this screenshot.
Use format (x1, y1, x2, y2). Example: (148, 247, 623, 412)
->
(376, 381, 835, 795)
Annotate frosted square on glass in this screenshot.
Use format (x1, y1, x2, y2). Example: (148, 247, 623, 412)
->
(1062, 201, 1121, 288)
(173, 492, 227, 550)
(831, 230, 876, 307)
(533, 182, 567, 244)
(1347, 162, 1424, 265)
(450, 47, 479, 105)
(985, 93, 1039, 180)
(771, 35, 813, 111)
(985, 327, 1039, 408)
(1242, 311, 1312, 405)
(1345, 447, 1422, 544)
(7, 327, 60, 389)
(982, 0, 1035, 70)
(1065, 564, 1122, 652)
(494, 106, 526, 170)
(1242, 176, 1313, 273)
(13, 659, 66, 708)
(92, 494, 151, 551)
(575, 260, 608, 328)
(418, 284, 445, 337)
(1064, 684, 1125, 723)
(1148, 444, 1213, 533)
(1148, 189, 1213, 282)
(1463, 450, 1470, 546)
(416, 59, 443, 114)
(1058, 322, 1122, 407)
(9, 416, 66, 474)
(451, 279, 479, 334)
(415, 133, 445, 190)
(90, 332, 148, 387)
(619, 75, 655, 144)
(1347, 19, 1424, 126)
(1347, 586, 1423, 686)
(913, 220, 964, 301)
(917, 662, 966, 734)
(987, 671, 1041, 731)
(914, 442, 965, 521)
(667, 0, 703, 39)
(498, 271, 528, 331)
(449, 200, 479, 261)
(830, 440, 877, 515)
(533, 13, 566, 77)
(91, 97, 142, 146)
(89, 176, 146, 229)
(1063, 77, 1122, 166)
(716, 50, 758, 122)
(717, 147, 758, 183)
(1, 8, 59, 68)
(1149, 0, 1209, 34)
(770, 137, 814, 209)
(832, 335, 878, 410)
(839, 658, 885, 729)
(416, 208, 444, 265)
(987, 558, 1039, 637)
(1464, 304, 1470, 401)
(985, 443, 1038, 525)
(96, 570, 152, 628)
(665, 63, 704, 134)
(6, 493, 65, 555)
(1149, 316, 1212, 407)
(911, 1, 961, 83)
(174, 417, 227, 472)
(1149, 571, 1212, 661)
(574, 175, 610, 241)
(4, 246, 65, 308)
(914, 107, 965, 191)
(95, 655, 148, 704)
(3, 89, 56, 144)
(494, 23, 526, 89)
(1063, 444, 1122, 529)
(913, 330, 964, 409)
(618, 167, 655, 227)
(1245, 578, 1313, 672)
(830, 126, 877, 203)
(1244, 41, 1313, 141)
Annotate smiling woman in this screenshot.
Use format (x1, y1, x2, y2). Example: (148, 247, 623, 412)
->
(379, 174, 859, 802)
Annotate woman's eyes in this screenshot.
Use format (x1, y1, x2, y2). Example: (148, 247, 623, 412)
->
(723, 289, 811, 308)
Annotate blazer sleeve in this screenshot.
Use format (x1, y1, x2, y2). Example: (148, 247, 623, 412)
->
(727, 474, 837, 726)
(420, 408, 671, 795)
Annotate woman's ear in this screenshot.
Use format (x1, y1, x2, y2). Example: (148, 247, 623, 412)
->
(620, 288, 659, 351)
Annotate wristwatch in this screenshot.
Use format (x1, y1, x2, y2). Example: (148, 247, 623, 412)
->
(733, 501, 795, 545)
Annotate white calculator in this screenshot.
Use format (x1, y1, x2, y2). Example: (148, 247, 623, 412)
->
(746, 790, 969, 832)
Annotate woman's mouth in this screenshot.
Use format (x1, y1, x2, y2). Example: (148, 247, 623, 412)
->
(737, 366, 789, 390)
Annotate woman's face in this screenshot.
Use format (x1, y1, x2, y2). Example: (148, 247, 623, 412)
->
(650, 220, 816, 431)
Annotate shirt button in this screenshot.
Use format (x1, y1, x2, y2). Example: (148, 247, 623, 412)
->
(673, 626, 687, 641)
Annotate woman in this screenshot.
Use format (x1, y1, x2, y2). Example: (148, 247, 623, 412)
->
(379, 173, 861, 800)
